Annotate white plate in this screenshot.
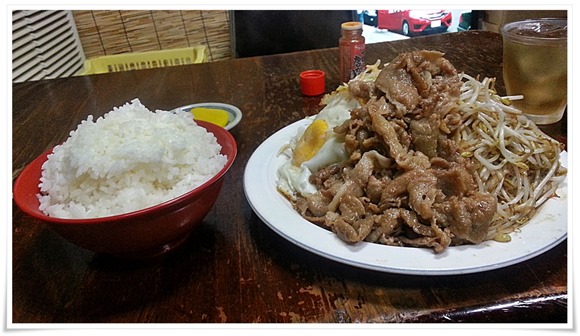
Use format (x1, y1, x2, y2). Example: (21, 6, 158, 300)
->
(174, 102, 242, 130)
(243, 118, 568, 275)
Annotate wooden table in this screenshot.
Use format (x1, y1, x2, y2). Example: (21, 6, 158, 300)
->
(12, 31, 568, 324)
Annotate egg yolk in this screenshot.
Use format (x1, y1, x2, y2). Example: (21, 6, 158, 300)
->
(292, 119, 328, 166)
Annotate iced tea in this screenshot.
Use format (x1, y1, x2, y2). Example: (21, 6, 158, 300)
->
(501, 18, 567, 125)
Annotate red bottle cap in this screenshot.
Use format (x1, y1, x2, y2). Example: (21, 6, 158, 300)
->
(300, 70, 325, 96)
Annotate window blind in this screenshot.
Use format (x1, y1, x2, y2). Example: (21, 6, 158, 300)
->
(12, 10, 86, 83)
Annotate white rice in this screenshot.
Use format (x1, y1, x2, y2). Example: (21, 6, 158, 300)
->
(38, 98, 228, 219)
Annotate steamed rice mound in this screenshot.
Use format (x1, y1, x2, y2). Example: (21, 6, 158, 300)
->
(38, 98, 228, 219)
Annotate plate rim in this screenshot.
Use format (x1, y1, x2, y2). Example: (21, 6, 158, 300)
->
(243, 118, 568, 276)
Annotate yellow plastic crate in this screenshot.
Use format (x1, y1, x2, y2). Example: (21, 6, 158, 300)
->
(78, 46, 207, 75)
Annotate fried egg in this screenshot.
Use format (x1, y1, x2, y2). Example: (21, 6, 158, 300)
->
(276, 89, 361, 200)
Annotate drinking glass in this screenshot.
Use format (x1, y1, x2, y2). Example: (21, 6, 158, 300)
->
(501, 18, 567, 125)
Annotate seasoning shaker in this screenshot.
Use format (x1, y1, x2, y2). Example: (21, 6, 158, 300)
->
(339, 21, 366, 83)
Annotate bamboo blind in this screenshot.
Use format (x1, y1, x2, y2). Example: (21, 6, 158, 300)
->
(72, 10, 231, 62)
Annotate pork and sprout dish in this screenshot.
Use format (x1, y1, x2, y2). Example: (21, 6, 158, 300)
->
(277, 50, 566, 253)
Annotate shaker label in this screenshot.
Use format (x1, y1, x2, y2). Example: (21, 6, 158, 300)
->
(344, 43, 365, 81)
(350, 44, 366, 79)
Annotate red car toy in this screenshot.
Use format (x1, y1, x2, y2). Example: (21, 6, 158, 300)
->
(377, 10, 452, 36)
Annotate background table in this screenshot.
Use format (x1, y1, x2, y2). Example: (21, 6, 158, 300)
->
(12, 31, 568, 323)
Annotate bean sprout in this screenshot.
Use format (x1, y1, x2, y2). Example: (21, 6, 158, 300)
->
(456, 74, 567, 240)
